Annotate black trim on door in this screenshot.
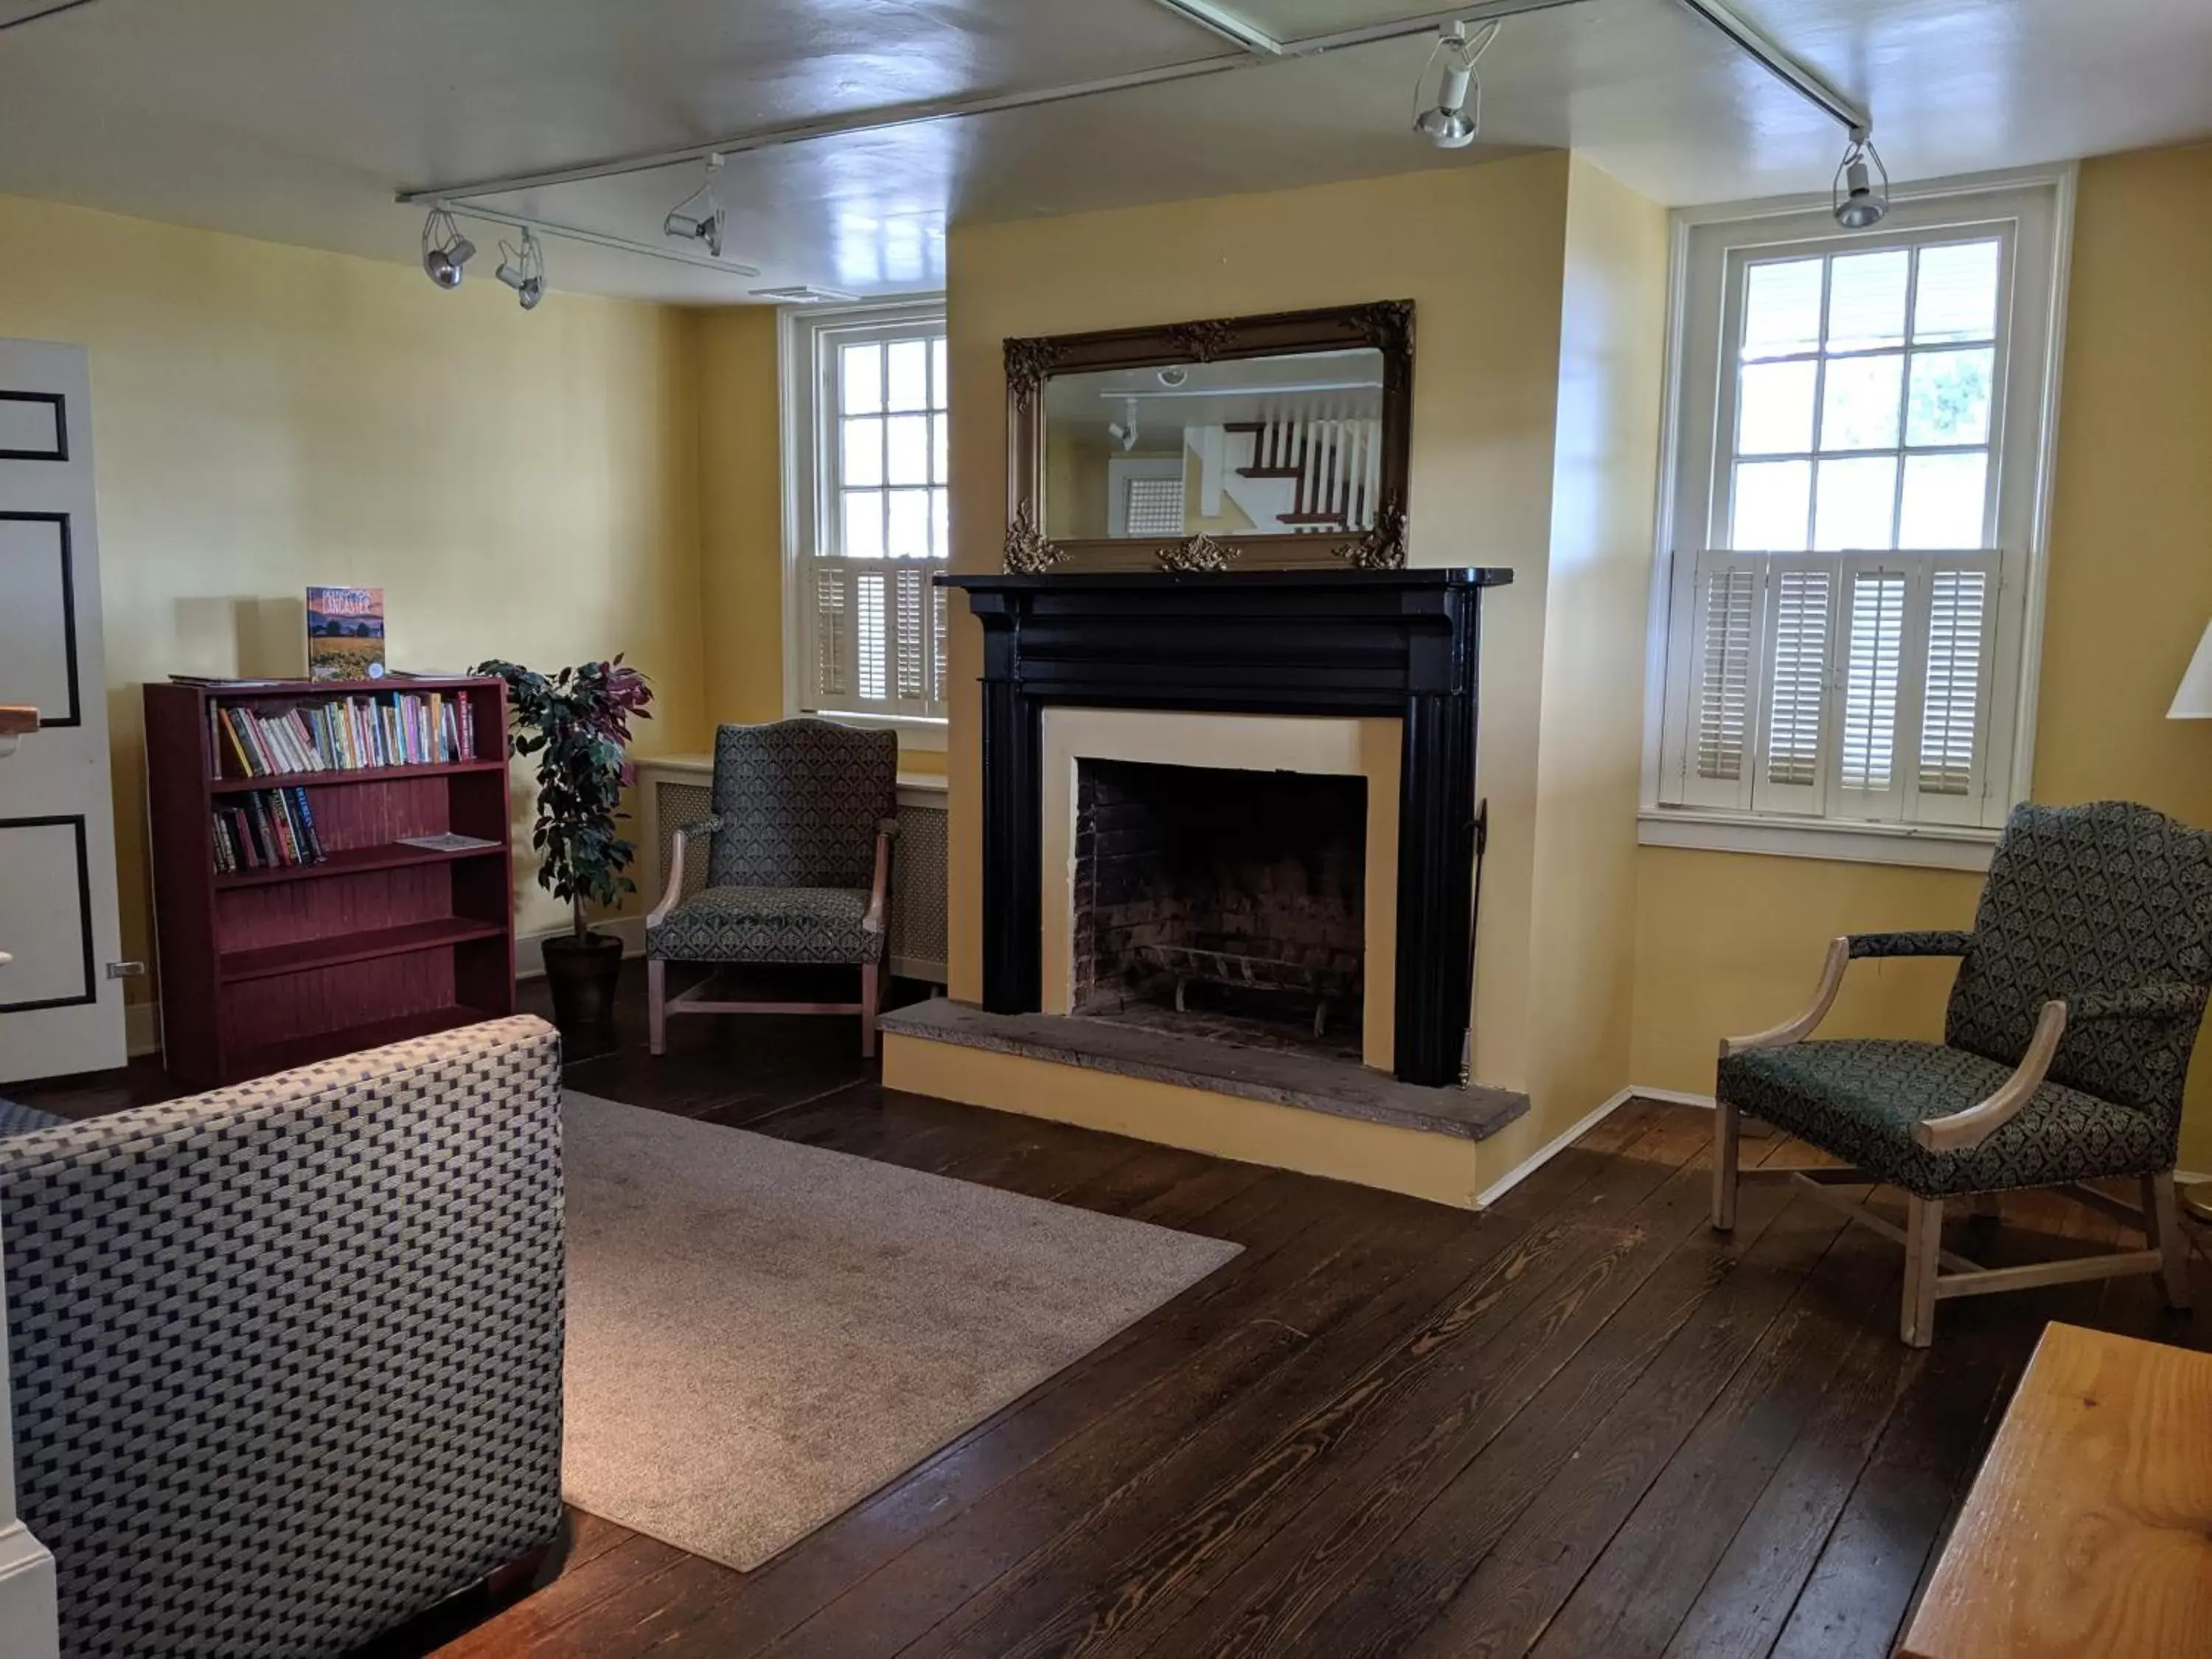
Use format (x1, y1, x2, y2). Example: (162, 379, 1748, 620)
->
(1, 511, 80, 728)
(0, 389, 68, 461)
(0, 814, 97, 1014)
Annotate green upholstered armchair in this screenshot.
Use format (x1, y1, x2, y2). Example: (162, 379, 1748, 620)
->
(1714, 800, 2212, 1346)
(645, 719, 899, 1057)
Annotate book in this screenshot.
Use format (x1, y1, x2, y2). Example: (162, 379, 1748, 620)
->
(305, 586, 386, 682)
(209, 691, 476, 779)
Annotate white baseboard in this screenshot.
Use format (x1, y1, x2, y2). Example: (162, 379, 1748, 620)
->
(0, 1520, 58, 1659)
(1473, 1082, 1725, 1209)
(516, 916, 648, 981)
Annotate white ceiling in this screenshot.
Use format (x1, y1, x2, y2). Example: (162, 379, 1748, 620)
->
(0, 0, 2207, 306)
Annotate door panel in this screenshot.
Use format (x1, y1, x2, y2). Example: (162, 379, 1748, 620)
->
(0, 341, 123, 1083)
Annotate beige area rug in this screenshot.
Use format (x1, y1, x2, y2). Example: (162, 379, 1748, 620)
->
(560, 1091, 1242, 1571)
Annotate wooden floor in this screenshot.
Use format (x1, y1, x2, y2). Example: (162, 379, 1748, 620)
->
(25, 981, 2212, 1659)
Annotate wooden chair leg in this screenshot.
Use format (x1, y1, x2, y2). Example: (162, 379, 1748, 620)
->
(647, 958, 667, 1056)
(1711, 1099, 1740, 1232)
(1902, 1195, 1943, 1347)
(860, 961, 880, 1060)
(2146, 1172, 2194, 1311)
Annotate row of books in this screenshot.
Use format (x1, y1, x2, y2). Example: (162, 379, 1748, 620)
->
(210, 789, 327, 873)
(212, 692, 478, 779)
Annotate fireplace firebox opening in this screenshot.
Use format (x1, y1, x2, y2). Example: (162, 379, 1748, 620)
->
(1072, 758, 1366, 1058)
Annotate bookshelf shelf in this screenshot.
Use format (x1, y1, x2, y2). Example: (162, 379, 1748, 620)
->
(206, 759, 507, 795)
(218, 917, 509, 983)
(212, 840, 504, 890)
(145, 675, 517, 1087)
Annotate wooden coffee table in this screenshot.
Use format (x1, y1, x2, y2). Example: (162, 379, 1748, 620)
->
(1902, 1321, 2212, 1658)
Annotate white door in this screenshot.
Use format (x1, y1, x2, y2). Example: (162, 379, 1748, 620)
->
(0, 341, 124, 1085)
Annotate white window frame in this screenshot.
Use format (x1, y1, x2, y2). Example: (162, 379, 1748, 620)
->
(1641, 167, 2075, 871)
(780, 296, 950, 748)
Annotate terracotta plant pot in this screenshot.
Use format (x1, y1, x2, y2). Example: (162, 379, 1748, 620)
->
(542, 930, 624, 1029)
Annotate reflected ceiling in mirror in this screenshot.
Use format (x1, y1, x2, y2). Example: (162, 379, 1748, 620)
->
(1042, 349, 1387, 543)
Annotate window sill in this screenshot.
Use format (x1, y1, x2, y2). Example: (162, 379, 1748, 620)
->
(1638, 809, 1998, 872)
(804, 710, 949, 753)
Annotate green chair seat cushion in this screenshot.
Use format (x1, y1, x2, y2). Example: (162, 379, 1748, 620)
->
(647, 885, 883, 967)
(1718, 1037, 2171, 1197)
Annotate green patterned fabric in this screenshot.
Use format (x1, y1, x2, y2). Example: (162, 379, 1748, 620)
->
(647, 884, 882, 966)
(1721, 1037, 2172, 1196)
(706, 720, 897, 891)
(1719, 801, 2212, 1198)
(648, 720, 898, 972)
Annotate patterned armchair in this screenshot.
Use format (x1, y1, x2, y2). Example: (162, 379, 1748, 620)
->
(1713, 801, 2212, 1346)
(646, 720, 899, 1057)
(0, 1015, 566, 1657)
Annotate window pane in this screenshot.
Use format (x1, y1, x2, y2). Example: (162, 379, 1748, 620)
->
(840, 343, 882, 414)
(1736, 361, 1815, 456)
(931, 337, 948, 410)
(841, 417, 883, 488)
(886, 414, 929, 485)
(1914, 240, 2001, 343)
(1814, 456, 1899, 550)
(931, 413, 948, 484)
(931, 487, 949, 560)
(887, 489, 931, 559)
(842, 490, 885, 558)
(1731, 459, 1811, 551)
(886, 339, 930, 411)
(1826, 251, 1909, 352)
(1819, 352, 1903, 451)
(1742, 259, 1823, 360)
(1906, 348, 1994, 447)
(1897, 453, 1989, 548)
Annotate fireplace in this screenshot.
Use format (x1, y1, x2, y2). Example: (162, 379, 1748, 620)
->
(1073, 758, 1367, 1057)
(942, 566, 1511, 1088)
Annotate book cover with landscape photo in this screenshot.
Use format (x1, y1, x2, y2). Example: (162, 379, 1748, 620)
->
(306, 585, 386, 681)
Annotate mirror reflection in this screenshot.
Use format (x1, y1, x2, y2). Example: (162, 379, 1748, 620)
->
(1040, 348, 1386, 541)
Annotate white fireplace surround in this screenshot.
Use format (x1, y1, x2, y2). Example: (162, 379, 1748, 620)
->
(1039, 707, 1402, 1072)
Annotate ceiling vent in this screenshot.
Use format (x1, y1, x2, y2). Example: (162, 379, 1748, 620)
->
(751, 285, 860, 305)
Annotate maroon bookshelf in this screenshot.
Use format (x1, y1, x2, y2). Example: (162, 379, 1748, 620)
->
(145, 675, 516, 1087)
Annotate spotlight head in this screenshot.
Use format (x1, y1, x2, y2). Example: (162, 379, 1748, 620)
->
(1411, 24, 1485, 150)
(664, 153, 728, 259)
(495, 229, 546, 310)
(1832, 131, 1891, 229)
(420, 208, 476, 291)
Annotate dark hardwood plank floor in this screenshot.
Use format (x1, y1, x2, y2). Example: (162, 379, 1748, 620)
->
(21, 978, 2212, 1659)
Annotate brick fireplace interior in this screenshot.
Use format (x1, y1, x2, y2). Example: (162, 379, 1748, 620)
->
(1071, 757, 1367, 1058)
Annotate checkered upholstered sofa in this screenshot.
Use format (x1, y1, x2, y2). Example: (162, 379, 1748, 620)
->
(0, 1015, 567, 1658)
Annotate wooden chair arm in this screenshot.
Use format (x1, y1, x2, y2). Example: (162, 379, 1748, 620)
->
(1912, 999, 2068, 1152)
(647, 818, 721, 928)
(862, 828, 894, 935)
(1719, 936, 1851, 1059)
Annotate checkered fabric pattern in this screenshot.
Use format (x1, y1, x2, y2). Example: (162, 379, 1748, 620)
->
(0, 1015, 566, 1659)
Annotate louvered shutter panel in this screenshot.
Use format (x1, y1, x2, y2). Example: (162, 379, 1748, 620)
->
(1909, 551, 2003, 826)
(1749, 555, 1835, 815)
(814, 566, 852, 703)
(1674, 551, 1765, 809)
(1833, 558, 1911, 818)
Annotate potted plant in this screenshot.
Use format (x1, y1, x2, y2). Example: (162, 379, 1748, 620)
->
(475, 655, 654, 1029)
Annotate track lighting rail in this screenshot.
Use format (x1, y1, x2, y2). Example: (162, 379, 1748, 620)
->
(394, 0, 1871, 221)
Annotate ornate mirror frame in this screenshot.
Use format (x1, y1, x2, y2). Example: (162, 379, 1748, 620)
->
(1003, 300, 1413, 574)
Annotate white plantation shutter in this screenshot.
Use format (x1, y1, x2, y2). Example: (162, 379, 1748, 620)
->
(1750, 559, 1834, 814)
(1678, 552, 1762, 809)
(1664, 549, 2004, 824)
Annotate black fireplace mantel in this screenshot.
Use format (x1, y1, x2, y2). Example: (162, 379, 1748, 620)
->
(939, 566, 1512, 1088)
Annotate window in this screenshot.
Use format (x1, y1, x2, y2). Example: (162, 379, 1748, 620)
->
(1649, 178, 2067, 858)
(785, 300, 950, 733)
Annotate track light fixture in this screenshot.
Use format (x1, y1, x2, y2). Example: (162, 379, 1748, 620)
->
(664, 153, 728, 259)
(420, 206, 476, 290)
(1832, 127, 1890, 229)
(495, 227, 546, 310)
(1412, 20, 1498, 150)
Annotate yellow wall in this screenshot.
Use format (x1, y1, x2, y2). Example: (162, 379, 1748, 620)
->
(694, 305, 786, 726)
(1629, 141, 2212, 1165)
(0, 191, 708, 978)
